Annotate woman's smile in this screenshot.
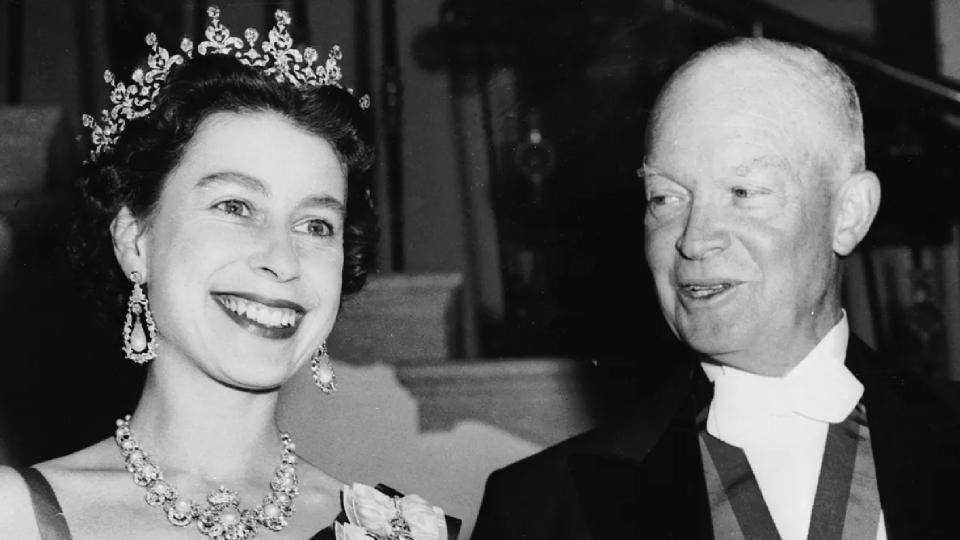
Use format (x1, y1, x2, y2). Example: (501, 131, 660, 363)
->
(212, 292, 305, 339)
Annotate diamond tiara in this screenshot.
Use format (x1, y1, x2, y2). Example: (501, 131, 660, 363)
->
(81, 5, 370, 162)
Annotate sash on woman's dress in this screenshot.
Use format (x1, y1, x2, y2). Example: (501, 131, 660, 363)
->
(698, 404, 882, 540)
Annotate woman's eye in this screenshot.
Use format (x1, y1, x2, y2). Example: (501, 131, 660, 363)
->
(732, 187, 752, 198)
(294, 219, 334, 237)
(215, 200, 252, 217)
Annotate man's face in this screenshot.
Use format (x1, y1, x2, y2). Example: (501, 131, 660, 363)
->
(643, 55, 843, 375)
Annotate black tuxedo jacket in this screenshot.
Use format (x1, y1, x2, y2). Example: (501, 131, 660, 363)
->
(472, 336, 960, 539)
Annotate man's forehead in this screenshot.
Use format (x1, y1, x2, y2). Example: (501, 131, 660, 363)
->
(670, 59, 816, 113)
(642, 153, 797, 182)
(651, 66, 840, 167)
(659, 47, 843, 124)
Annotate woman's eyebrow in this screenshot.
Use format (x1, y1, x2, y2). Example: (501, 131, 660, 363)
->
(195, 170, 269, 195)
(300, 195, 346, 215)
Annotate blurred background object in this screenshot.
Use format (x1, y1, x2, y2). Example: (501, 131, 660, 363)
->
(4, 0, 960, 534)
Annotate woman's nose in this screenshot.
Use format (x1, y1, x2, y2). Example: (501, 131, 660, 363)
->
(249, 228, 301, 282)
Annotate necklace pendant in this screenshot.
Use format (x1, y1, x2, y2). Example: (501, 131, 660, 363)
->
(165, 499, 197, 527)
(198, 503, 258, 540)
(255, 499, 288, 532)
(199, 487, 259, 540)
(145, 479, 177, 507)
(133, 463, 159, 486)
(269, 466, 298, 494)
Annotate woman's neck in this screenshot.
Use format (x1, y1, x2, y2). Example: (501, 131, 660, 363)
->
(126, 359, 286, 484)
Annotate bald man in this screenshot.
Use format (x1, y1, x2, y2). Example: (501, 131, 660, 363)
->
(472, 38, 960, 540)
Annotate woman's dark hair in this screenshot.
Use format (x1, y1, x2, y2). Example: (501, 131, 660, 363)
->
(72, 53, 377, 325)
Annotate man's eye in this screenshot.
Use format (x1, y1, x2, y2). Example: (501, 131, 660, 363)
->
(648, 194, 680, 207)
(732, 187, 752, 198)
(215, 200, 252, 217)
(294, 219, 334, 237)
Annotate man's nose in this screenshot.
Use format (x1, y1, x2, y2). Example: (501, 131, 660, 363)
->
(249, 227, 301, 282)
(676, 201, 730, 260)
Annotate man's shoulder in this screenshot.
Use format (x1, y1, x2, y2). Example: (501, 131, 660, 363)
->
(478, 423, 624, 532)
(489, 427, 609, 484)
(849, 335, 960, 424)
(475, 428, 613, 539)
(490, 377, 695, 489)
(885, 368, 960, 422)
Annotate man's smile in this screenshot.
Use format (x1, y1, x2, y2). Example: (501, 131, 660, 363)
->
(676, 280, 741, 302)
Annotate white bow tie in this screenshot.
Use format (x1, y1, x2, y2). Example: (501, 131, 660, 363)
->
(702, 319, 863, 448)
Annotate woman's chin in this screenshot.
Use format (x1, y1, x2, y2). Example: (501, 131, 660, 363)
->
(217, 371, 290, 393)
(206, 357, 299, 392)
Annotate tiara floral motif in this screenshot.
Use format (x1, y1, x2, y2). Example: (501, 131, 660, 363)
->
(81, 6, 370, 162)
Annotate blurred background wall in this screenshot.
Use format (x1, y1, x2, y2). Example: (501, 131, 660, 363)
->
(3, 0, 960, 535)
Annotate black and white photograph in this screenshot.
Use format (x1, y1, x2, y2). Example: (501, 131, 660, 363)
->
(1, 1, 959, 538)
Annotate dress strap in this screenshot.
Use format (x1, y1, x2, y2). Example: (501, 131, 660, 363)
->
(16, 467, 73, 540)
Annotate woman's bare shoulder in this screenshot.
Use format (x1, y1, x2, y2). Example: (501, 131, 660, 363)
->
(0, 465, 41, 538)
(0, 438, 125, 540)
(297, 455, 345, 497)
(35, 437, 121, 476)
(29, 438, 159, 539)
(32, 437, 127, 514)
(292, 456, 345, 527)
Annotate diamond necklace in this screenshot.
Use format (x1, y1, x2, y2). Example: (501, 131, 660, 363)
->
(114, 415, 299, 540)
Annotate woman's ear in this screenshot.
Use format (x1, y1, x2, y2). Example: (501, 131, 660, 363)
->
(110, 206, 148, 279)
(832, 171, 881, 256)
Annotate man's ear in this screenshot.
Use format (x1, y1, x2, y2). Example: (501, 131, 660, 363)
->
(110, 206, 148, 278)
(832, 171, 881, 256)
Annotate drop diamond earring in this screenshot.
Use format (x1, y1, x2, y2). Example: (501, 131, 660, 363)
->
(311, 343, 336, 394)
(122, 271, 158, 364)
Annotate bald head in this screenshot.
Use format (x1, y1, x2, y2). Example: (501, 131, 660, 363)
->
(648, 38, 865, 178)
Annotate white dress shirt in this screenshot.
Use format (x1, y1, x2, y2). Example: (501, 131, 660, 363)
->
(701, 314, 886, 540)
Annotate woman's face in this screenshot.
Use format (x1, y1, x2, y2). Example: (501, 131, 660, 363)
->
(131, 111, 346, 390)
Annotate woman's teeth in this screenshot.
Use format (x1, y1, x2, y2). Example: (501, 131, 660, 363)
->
(220, 296, 299, 328)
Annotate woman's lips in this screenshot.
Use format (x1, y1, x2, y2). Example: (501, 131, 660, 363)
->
(211, 292, 305, 339)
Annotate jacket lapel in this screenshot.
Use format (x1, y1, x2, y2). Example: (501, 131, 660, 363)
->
(846, 336, 960, 539)
(567, 363, 714, 539)
(565, 336, 960, 539)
